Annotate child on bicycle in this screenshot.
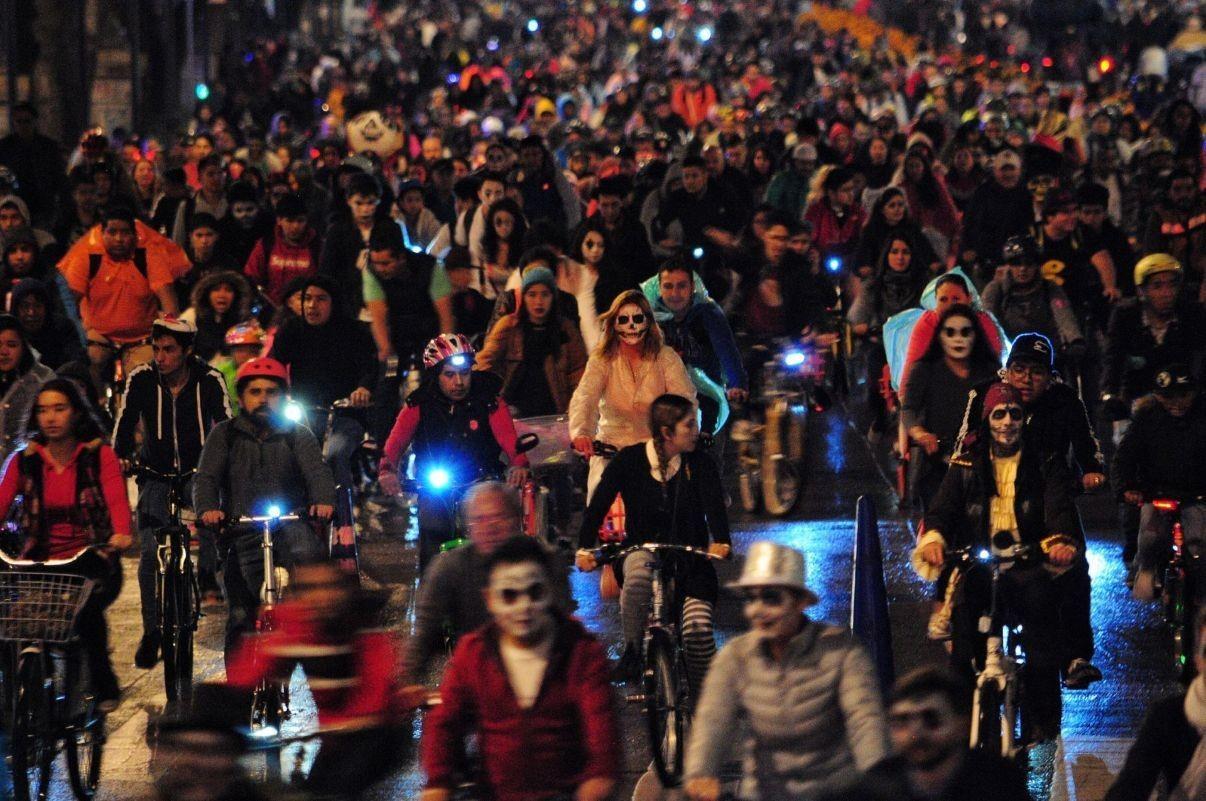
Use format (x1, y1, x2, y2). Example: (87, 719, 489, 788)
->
(575, 393, 730, 686)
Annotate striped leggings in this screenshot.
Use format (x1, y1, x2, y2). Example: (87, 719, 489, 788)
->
(621, 550, 716, 693)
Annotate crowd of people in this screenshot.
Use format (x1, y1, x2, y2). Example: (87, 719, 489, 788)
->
(0, 0, 1204, 798)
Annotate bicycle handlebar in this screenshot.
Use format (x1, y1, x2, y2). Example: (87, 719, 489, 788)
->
(590, 542, 728, 563)
(128, 463, 196, 483)
(946, 543, 1035, 568)
(227, 512, 304, 526)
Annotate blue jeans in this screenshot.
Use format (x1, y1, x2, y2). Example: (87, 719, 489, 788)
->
(221, 520, 324, 663)
(137, 477, 217, 635)
(323, 414, 366, 489)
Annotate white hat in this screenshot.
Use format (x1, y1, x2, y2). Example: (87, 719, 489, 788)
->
(727, 541, 818, 603)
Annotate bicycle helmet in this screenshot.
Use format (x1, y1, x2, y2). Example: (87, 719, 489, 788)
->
(1133, 253, 1182, 287)
(235, 357, 290, 390)
(224, 321, 266, 347)
(1001, 235, 1039, 265)
(422, 333, 475, 370)
(151, 314, 197, 347)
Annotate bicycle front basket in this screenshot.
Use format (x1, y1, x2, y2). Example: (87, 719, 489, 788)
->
(0, 572, 95, 643)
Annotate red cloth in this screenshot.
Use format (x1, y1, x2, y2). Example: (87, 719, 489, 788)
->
(378, 400, 531, 478)
(226, 601, 405, 728)
(804, 198, 867, 255)
(243, 224, 319, 305)
(899, 309, 1005, 391)
(899, 174, 962, 247)
(0, 443, 132, 559)
(422, 619, 620, 800)
(671, 83, 718, 129)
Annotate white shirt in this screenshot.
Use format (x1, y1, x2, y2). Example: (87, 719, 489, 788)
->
(500, 638, 551, 709)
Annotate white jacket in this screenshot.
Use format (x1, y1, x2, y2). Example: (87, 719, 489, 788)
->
(568, 345, 695, 448)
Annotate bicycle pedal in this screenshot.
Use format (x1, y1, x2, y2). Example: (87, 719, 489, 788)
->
(625, 693, 647, 704)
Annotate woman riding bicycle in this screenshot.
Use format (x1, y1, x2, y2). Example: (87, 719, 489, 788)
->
(575, 393, 730, 685)
(568, 290, 695, 497)
(0, 377, 133, 709)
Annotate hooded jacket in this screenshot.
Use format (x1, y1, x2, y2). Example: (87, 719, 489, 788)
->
(0, 195, 57, 251)
(0, 325, 54, 462)
(10, 278, 85, 369)
(640, 273, 747, 390)
(182, 270, 253, 361)
(1, 226, 85, 343)
(243, 222, 321, 306)
(112, 355, 233, 474)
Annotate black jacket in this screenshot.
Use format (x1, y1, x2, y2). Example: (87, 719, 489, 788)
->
(823, 750, 1032, 801)
(1112, 393, 1206, 499)
(1101, 299, 1206, 402)
(268, 316, 377, 408)
(112, 357, 233, 473)
(1105, 693, 1200, 801)
(960, 179, 1033, 264)
(926, 443, 1082, 555)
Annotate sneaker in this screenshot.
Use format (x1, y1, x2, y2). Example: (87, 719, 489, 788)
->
(1063, 658, 1103, 689)
(1132, 569, 1157, 602)
(611, 644, 642, 684)
(134, 631, 161, 669)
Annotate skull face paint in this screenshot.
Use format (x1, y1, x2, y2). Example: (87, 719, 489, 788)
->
(939, 315, 975, 360)
(615, 303, 649, 346)
(988, 403, 1023, 450)
(486, 562, 553, 644)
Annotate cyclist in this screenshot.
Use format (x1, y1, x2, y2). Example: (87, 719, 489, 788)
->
(422, 535, 619, 801)
(980, 235, 1085, 359)
(684, 541, 889, 801)
(377, 334, 531, 571)
(568, 290, 696, 496)
(193, 357, 334, 663)
(113, 315, 232, 667)
(575, 393, 731, 685)
(0, 312, 55, 462)
(0, 378, 133, 709)
(268, 275, 376, 490)
(403, 481, 571, 683)
(642, 257, 748, 435)
(1112, 363, 1206, 602)
(914, 382, 1099, 741)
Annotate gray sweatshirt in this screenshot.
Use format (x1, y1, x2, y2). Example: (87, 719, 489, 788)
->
(685, 620, 890, 801)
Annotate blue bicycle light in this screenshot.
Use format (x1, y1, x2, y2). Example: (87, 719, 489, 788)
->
(427, 467, 452, 491)
(283, 400, 304, 423)
(632, 0, 647, 12)
(651, 26, 664, 41)
(449, 354, 468, 368)
(692, 246, 704, 259)
(783, 351, 806, 368)
(978, 548, 991, 562)
(526, 18, 540, 33)
(267, 504, 282, 519)
(826, 256, 843, 274)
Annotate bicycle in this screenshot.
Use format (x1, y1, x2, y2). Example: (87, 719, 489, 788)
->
(228, 509, 304, 778)
(1140, 493, 1205, 680)
(0, 548, 110, 801)
(946, 536, 1034, 761)
(591, 542, 725, 787)
(88, 337, 151, 421)
(131, 463, 200, 705)
(732, 340, 821, 516)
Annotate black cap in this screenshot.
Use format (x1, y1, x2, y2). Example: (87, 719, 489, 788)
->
(1006, 333, 1054, 369)
(1153, 363, 1194, 395)
(1042, 188, 1077, 216)
(1001, 234, 1039, 265)
(274, 193, 307, 220)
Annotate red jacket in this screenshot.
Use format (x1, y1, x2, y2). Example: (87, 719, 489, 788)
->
(422, 618, 620, 800)
(804, 198, 866, 255)
(243, 224, 320, 306)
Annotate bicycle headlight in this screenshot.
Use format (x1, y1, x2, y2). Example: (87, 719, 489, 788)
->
(427, 467, 452, 491)
(783, 350, 807, 368)
(283, 401, 304, 423)
(267, 504, 282, 519)
(826, 256, 843, 274)
(978, 548, 992, 562)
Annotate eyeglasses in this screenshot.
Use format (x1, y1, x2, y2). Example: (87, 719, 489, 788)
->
(495, 582, 548, 604)
(989, 406, 1023, 421)
(740, 588, 789, 607)
(888, 707, 948, 731)
(616, 313, 646, 326)
(1007, 364, 1048, 380)
(941, 326, 974, 337)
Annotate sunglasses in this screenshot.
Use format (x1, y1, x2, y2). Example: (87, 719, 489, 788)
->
(740, 588, 789, 607)
(495, 582, 548, 604)
(616, 313, 647, 326)
(989, 406, 1023, 421)
(941, 326, 974, 337)
(888, 708, 947, 730)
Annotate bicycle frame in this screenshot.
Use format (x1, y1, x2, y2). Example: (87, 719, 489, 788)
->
(1150, 496, 1204, 676)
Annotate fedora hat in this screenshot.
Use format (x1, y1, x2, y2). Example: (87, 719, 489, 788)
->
(727, 541, 818, 604)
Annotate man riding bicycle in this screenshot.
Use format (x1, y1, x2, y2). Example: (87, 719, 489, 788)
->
(915, 382, 1098, 741)
(113, 314, 232, 668)
(193, 357, 335, 663)
(378, 334, 530, 571)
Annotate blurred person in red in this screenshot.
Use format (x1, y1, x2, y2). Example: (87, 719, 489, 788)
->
(421, 536, 619, 801)
(226, 559, 416, 798)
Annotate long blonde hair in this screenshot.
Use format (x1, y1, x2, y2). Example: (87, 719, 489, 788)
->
(804, 163, 835, 209)
(595, 289, 663, 359)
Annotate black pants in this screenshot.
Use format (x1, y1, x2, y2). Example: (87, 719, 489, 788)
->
(74, 552, 123, 692)
(307, 725, 409, 799)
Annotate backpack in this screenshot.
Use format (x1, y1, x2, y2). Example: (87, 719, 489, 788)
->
(88, 248, 148, 284)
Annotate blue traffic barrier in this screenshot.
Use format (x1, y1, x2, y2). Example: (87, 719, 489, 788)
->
(850, 494, 895, 698)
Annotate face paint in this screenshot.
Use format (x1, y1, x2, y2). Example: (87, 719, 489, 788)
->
(989, 403, 1023, 449)
(741, 585, 808, 641)
(939, 316, 974, 359)
(614, 303, 649, 345)
(487, 562, 553, 644)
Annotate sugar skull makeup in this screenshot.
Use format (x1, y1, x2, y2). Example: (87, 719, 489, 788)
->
(939, 315, 974, 360)
(615, 303, 649, 345)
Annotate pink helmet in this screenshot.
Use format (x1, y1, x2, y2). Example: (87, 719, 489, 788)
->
(422, 333, 475, 370)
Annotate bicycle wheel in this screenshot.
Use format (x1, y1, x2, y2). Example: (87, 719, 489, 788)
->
(645, 630, 688, 788)
(971, 681, 1003, 758)
(65, 681, 105, 800)
(762, 401, 804, 516)
(10, 650, 54, 801)
(166, 561, 198, 705)
(736, 441, 761, 513)
(252, 681, 286, 779)
(160, 567, 180, 704)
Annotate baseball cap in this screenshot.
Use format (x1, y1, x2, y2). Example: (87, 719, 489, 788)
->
(1153, 363, 1194, 395)
(1006, 333, 1054, 369)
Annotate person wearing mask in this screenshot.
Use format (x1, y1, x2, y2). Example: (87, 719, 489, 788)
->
(576, 393, 732, 685)
(0, 378, 133, 708)
(684, 541, 890, 801)
(268, 276, 376, 490)
(242, 192, 320, 307)
(422, 535, 619, 801)
(821, 666, 1031, 801)
(217, 180, 272, 271)
(958, 148, 1031, 279)
(11, 278, 85, 369)
(113, 316, 232, 663)
(0, 313, 55, 461)
(476, 263, 589, 418)
(193, 357, 334, 663)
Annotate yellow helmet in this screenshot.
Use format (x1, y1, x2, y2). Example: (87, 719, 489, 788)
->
(1133, 253, 1182, 287)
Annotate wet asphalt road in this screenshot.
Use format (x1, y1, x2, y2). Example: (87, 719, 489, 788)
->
(69, 399, 1182, 801)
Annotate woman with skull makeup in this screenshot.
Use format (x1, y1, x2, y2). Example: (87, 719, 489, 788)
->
(912, 382, 1093, 740)
(901, 303, 1001, 511)
(568, 290, 696, 497)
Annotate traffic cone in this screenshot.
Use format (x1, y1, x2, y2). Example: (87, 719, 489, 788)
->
(850, 495, 895, 698)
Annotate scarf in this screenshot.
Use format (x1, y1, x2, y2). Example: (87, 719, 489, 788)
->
(1174, 675, 1206, 801)
(16, 440, 113, 560)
